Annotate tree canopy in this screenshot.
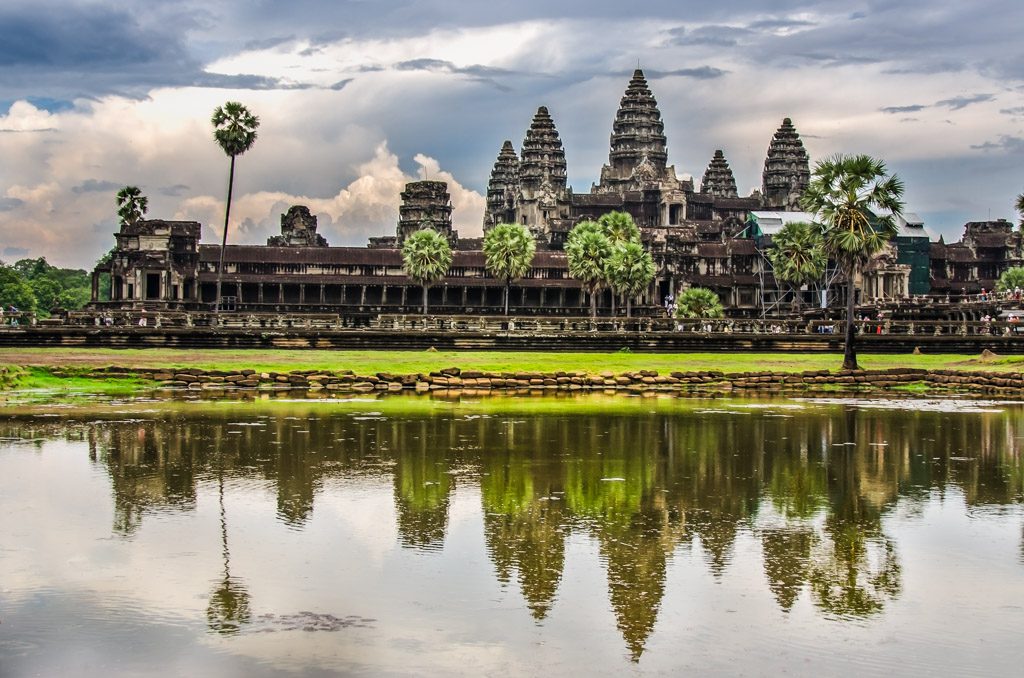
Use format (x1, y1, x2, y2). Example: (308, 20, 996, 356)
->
(116, 186, 148, 226)
(607, 241, 655, 317)
(674, 287, 725, 319)
(767, 221, 827, 310)
(800, 153, 904, 370)
(566, 220, 612, 318)
(0, 257, 93, 315)
(598, 211, 641, 246)
(402, 228, 453, 314)
(483, 223, 536, 315)
(996, 266, 1024, 293)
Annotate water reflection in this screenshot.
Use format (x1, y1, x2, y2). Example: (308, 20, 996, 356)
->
(3, 397, 1023, 662)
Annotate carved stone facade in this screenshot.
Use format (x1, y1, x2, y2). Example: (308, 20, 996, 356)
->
(396, 181, 455, 245)
(267, 205, 328, 247)
(91, 70, 1019, 318)
(762, 118, 811, 210)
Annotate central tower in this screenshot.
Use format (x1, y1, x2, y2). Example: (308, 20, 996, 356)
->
(598, 69, 671, 192)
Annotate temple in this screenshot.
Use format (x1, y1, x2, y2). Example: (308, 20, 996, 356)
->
(91, 69, 1019, 317)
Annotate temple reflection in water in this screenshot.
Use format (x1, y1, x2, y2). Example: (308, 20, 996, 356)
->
(9, 398, 1021, 661)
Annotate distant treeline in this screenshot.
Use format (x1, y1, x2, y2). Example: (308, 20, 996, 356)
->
(0, 256, 106, 316)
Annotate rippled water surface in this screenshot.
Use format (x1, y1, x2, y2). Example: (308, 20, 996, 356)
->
(1, 394, 1023, 676)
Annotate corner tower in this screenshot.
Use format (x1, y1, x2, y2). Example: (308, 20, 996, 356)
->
(701, 150, 738, 198)
(762, 118, 810, 210)
(483, 140, 520, 232)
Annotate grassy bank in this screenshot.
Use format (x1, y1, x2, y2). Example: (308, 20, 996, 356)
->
(2, 347, 1023, 376)
(0, 364, 144, 394)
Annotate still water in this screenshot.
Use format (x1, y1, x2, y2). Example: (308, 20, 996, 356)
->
(1, 394, 1023, 676)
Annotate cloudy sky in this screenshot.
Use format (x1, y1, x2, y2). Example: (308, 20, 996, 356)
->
(1, 0, 1022, 268)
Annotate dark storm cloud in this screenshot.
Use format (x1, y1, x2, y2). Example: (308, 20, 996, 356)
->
(881, 104, 928, 114)
(159, 184, 191, 197)
(971, 135, 1024, 153)
(71, 179, 121, 194)
(646, 67, 728, 80)
(882, 94, 996, 115)
(936, 94, 995, 110)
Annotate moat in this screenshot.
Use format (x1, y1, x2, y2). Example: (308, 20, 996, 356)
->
(2, 393, 1023, 676)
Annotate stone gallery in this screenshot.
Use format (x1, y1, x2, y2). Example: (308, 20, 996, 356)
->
(91, 70, 1019, 316)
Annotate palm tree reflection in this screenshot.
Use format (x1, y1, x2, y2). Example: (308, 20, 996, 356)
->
(206, 452, 251, 634)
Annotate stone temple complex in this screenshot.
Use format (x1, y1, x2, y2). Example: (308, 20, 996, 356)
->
(92, 69, 1021, 317)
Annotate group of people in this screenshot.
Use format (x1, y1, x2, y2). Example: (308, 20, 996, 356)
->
(1, 305, 20, 326)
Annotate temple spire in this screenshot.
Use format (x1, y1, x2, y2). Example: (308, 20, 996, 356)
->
(762, 117, 810, 210)
(519, 106, 567, 198)
(596, 69, 670, 192)
(484, 140, 520, 231)
(701, 150, 738, 198)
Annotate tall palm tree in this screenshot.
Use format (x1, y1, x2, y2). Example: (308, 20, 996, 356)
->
(116, 185, 148, 226)
(607, 241, 655, 318)
(566, 220, 612, 318)
(801, 154, 904, 371)
(212, 101, 260, 312)
(675, 287, 724, 319)
(402, 228, 452, 315)
(766, 221, 827, 312)
(483, 222, 536, 315)
(598, 211, 642, 315)
(598, 210, 641, 246)
(1016, 192, 1024, 228)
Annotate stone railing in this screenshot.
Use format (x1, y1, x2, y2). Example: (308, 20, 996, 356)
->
(22, 311, 1024, 339)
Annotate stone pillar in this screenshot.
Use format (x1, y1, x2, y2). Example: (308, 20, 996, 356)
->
(382, 285, 388, 305)
(278, 284, 284, 303)
(299, 284, 306, 305)
(258, 283, 264, 304)
(359, 285, 367, 305)
(320, 284, 326, 304)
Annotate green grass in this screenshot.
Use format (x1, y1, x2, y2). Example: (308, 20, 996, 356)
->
(0, 365, 144, 394)
(3, 347, 1024, 376)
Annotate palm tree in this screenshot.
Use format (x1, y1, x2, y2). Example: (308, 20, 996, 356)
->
(598, 211, 642, 315)
(766, 221, 827, 312)
(996, 266, 1024, 293)
(483, 222, 536, 315)
(675, 287, 725, 319)
(1016, 192, 1024, 228)
(116, 186, 148, 226)
(402, 228, 452, 315)
(607, 241, 655, 318)
(598, 210, 641, 246)
(566, 220, 612, 318)
(212, 101, 260, 312)
(801, 154, 904, 370)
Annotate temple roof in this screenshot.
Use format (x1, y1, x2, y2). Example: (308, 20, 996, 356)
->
(701, 150, 738, 198)
(607, 69, 668, 176)
(762, 117, 810, 209)
(519, 106, 567, 192)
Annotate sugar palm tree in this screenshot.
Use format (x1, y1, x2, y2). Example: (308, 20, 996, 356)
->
(607, 241, 655, 318)
(766, 221, 827, 312)
(675, 287, 725, 319)
(1016, 192, 1024, 228)
(116, 185, 148, 226)
(212, 101, 260, 312)
(801, 154, 904, 370)
(116, 186, 147, 227)
(598, 210, 641, 246)
(483, 222, 536, 315)
(566, 220, 612, 318)
(597, 211, 642, 315)
(402, 228, 452, 315)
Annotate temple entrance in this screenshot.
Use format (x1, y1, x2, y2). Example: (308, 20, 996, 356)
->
(145, 273, 160, 300)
